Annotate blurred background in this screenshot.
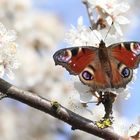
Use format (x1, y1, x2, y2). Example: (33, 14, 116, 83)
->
(0, 0, 140, 140)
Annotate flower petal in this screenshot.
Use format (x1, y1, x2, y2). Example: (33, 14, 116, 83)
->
(115, 16, 130, 25)
(106, 16, 113, 26)
(5, 30, 17, 42)
(0, 23, 6, 35)
(77, 16, 84, 27)
(80, 91, 93, 103)
(74, 82, 93, 102)
(115, 3, 130, 13)
(128, 124, 140, 137)
(114, 22, 123, 36)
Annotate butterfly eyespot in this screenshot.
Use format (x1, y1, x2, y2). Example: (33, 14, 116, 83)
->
(82, 71, 93, 80)
(121, 67, 130, 78)
(56, 50, 72, 63)
(80, 66, 94, 82)
(119, 64, 132, 78)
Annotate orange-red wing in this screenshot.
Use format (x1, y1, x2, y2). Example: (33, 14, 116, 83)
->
(109, 42, 140, 69)
(53, 47, 97, 75)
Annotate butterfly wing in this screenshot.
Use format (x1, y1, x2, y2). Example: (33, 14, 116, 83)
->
(53, 46, 114, 89)
(53, 47, 97, 75)
(108, 42, 140, 88)
(110, 42, 140, 68)
(53, 42, 140, 90)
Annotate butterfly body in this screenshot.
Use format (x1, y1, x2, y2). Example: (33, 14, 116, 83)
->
(53, 41, 140, 90)
(98, 40, 113, 81)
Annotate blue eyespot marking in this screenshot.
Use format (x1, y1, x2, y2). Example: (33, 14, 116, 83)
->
(82, 71, 93, 80)
(121, 67, 130, 78)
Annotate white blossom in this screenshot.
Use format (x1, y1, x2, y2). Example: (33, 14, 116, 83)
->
(0, 23, 17, 46)
(65, 16, 100, 47)
(65, 16, 121, 47)
(0, 23, 19, 79)
(73, 78, 97, 103)
(88, 0, 130, 35)
(127, 124, 140, 138)
(63, 89, 94, 119)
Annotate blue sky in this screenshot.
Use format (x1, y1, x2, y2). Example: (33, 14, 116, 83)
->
(33, 0, 140, 121)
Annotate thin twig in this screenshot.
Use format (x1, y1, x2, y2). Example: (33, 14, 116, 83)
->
(0, 78, 128, 140)
(82, 0, 97, 29)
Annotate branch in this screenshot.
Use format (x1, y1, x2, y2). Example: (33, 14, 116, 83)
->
(0, 78, 128, 140)
(82, 0, 107, 30)
(82, 0, 97, 29)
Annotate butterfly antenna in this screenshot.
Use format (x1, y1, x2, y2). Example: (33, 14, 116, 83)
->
(90, 27, 101, 42)
(104, 22, 114, 41)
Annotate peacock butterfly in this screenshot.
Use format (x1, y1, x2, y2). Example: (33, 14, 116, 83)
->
(53, 40, 140, 90)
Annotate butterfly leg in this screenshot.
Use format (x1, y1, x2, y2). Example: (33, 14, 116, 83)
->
(95, 91, 117, 128)
(88, 89, 116, 118)
(101, 91, 116, 119)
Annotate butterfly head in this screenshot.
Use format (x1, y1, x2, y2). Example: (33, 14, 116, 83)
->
(99, 40, 106, 48)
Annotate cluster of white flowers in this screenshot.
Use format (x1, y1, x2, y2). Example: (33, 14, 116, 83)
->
(66, 0, 130, 46)
(65, 0, 132, 101)
(0, 0, 65, 86)
(64, 0, 140, 137)
(0, 23, 19, 79)
(0, 1, 70, 140)
(88, 0, 130, 36)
